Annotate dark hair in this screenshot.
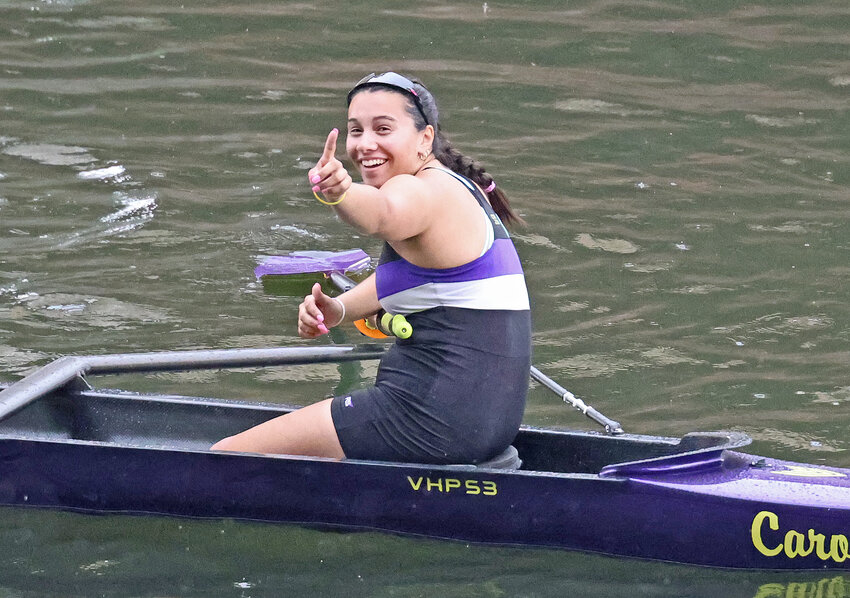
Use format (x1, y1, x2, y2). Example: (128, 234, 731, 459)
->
(350, 77, 525, 228)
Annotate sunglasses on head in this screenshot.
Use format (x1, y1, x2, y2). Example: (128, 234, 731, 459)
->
(347, 72, 431, 127)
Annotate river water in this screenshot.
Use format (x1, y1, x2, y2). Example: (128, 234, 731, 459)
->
(1, 0, 849, 596)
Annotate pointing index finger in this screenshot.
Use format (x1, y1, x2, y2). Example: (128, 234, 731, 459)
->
(321, 128, 339, 161)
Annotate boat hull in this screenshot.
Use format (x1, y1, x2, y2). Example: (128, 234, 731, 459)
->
(0, 387, 847, 570)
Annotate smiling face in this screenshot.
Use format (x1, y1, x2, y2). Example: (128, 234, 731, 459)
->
(346, 89, 433, 187)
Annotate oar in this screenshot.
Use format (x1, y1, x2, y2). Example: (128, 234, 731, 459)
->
(254, 249, 370, 281)
(256, 250, 624, 434)
(530, 366, 623, 434)
(255, 249, 411, 339)
(255, 248, 377, 336)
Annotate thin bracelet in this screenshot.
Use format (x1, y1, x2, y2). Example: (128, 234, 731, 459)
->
(313, 190, 347, 206)
(332, 297, 346, 326)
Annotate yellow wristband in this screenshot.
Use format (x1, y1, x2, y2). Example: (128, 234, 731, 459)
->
(313, 190, 347, 206)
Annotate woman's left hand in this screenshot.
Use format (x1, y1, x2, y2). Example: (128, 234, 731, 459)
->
(308, 128, 352, 203)
(298, 283, 345, 338)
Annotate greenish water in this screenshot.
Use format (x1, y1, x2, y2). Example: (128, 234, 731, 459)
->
(1, 0, 849, 595)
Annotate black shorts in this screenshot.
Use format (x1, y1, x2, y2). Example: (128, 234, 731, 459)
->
(330, 308, 531, 464)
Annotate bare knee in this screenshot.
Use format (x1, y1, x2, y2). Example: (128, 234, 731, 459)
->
(210, 435, 242, 452)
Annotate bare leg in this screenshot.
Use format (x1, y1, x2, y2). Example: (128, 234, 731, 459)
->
(210, 398, 345, 459)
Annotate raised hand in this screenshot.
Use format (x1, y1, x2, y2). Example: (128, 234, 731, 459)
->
(308, 128, 352, 203)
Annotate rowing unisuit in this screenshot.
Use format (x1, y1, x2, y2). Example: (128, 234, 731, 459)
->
(330, 169, 532, 464)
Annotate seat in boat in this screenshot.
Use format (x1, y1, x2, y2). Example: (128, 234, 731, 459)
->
(476, 445, 521, 470)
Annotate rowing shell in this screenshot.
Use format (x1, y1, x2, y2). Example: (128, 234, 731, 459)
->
(0, 346, 848, 569)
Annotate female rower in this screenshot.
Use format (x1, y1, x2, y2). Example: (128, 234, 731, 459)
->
(213, 72, 531, 463)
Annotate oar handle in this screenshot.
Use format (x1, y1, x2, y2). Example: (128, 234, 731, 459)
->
(530, 366, 624, 435)
(328, 271, 357, 292)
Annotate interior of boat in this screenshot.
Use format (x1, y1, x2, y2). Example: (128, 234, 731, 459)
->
(0, 385, 751, 475)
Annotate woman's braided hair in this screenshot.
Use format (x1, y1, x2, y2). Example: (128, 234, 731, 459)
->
(351, 77, 525, 228)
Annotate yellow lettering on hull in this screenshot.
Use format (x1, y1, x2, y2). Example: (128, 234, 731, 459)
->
(752, 511, 850, 563)
(406, 476, 498, 497)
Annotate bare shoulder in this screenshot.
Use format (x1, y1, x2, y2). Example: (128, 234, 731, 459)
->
(380, 170, 455, 207)
(414, 167, 478, 203)
(380, 173, 424, 196)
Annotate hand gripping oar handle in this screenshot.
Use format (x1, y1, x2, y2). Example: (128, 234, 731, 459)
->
(530, 366, 624, 435)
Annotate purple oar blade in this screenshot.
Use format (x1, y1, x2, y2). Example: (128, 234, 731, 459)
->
(254, 249, 370, 279)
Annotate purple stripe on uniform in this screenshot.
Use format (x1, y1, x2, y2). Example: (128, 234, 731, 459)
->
(376, 239, 523, 299)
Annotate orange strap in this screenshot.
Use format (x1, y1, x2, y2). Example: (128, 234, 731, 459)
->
(353, 318, 388, 339)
